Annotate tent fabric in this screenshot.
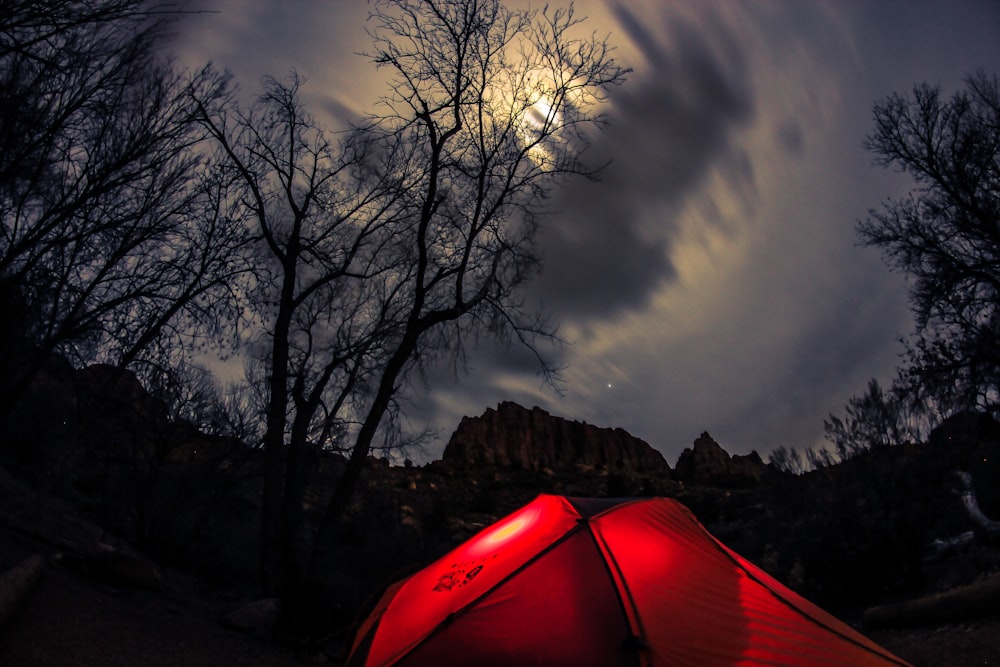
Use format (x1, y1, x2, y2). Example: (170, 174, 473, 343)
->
(347, 495, 911, 667)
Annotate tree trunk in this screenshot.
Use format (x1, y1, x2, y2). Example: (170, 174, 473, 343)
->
(259, 277, 296, 596)
(279, 405, 314, 598)
(925, 470, 1000, 562)
(304, 337, 416, 587)
(951, 470, 1000, 539)
(259, 384, 288, 596)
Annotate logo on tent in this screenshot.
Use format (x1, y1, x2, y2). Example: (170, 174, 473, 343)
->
(433, 561, 486, 592)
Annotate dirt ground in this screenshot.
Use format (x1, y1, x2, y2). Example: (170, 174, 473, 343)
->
(869, 619, 1000, 666)
(0, 522, 306, 666)
(2, 519, 998, 666)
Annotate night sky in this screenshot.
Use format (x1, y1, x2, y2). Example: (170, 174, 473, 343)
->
(172, 1, 1000, 464)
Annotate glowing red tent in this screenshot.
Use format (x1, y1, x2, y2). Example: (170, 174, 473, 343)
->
(347, 495, 910, 666)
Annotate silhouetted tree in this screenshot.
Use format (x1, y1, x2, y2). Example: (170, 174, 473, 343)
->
(194, 71, 411, 596)
(199, 0, 628, 605)
(823, 378, 933, 460)
(859, 71, 1000, 416)
(768, 446, 809, 475)
(0, 1, 240, 404)
(302, 0, 628, 603)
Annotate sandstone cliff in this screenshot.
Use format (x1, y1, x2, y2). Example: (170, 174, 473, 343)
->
(673, 432, 770, 488)
(442, 402, 671, 474)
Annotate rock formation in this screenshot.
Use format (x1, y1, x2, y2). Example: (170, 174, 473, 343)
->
(673, 432, 769, 488)
(442, 402, 671, 474)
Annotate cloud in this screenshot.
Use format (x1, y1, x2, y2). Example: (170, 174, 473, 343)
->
(169, 1, 375, 123)
(415, 1, 860, 453)
(169, 1, 998, 466)
(445, 0, 916, 461)
(775, 120, 805, 157)
(533, 3, 756, 322)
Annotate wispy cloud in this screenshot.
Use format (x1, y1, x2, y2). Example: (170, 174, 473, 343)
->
(170, 0, 1000, 462)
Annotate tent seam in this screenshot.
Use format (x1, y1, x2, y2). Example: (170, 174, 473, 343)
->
(585, 517, 649, 667)
(380, 519, 587, 666)
(693, 518, 912, 667)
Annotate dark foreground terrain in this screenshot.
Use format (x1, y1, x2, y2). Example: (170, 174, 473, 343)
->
(2, 522, 999, 666)
(1, 474, 998, 666)
(0, 519, 299, 666)
(2, 364, 1000, 665)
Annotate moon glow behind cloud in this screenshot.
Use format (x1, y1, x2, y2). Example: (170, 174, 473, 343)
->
(171, 0, 1000, 462)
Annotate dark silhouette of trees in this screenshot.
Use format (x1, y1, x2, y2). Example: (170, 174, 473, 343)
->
(198, 0, 628, 603)
(2, 0, 628, 619)
(823, 378, 933, 460)
(768, 443, 846, 474)
(194, 72, 411, 596)
(301, 0, 628, 603)
(822, 72, 999, 463)
(859, 72, 1000, 417)
(0, 1, 240, 406)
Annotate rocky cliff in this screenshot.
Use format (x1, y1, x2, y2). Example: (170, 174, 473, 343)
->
(673, 432, 770, 487)
(442, 402, 672, 474)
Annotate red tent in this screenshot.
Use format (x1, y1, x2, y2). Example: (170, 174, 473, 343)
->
(347, 495, 910, 666)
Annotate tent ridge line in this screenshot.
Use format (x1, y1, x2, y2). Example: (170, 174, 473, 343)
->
(568, 495, 648, 520)
(584, 518, 649, 667)
(383, 517, 588, 666)
(695, 521, 913, 666)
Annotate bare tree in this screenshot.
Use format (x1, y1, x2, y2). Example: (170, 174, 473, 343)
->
(0, 0, 148, 190)
(768, 446, 809, 475)
(198, 0, 627, 605)
(194, 72, 410, 595)
(0, 1, 241, 405)
(301, 0, 628, 604)
(823, 378, 934, 461)
(859, 71, 1000, 416)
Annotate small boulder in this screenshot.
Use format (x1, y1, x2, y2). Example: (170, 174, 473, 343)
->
(221, 597, 282, 638)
